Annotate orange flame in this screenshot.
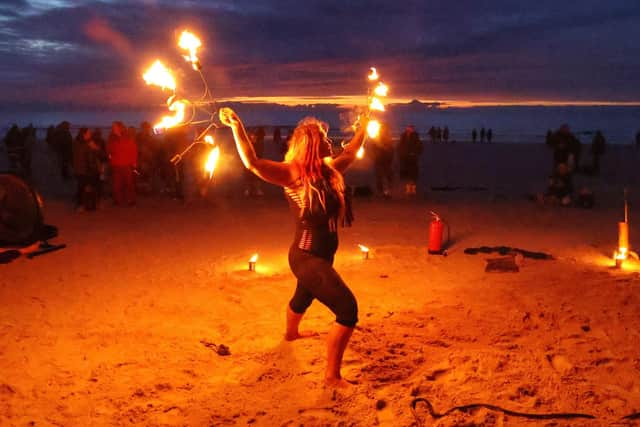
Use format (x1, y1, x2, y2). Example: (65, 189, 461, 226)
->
(367, 120, 381, 138)
(369, 97, 385, 112)
(368, 67, 379, 81)
(615, 247, 629, 260)
(373, 82, 389, 97)
(178, 30, 202, 70)
(204, 135, 214, 145)
(356, 145, 365, 159)
(205, 145, 220, 179)
(153, 99, 186, 132)
(249, 253, 259, 263)
(143, 60, 176, 91)
(358, 244, 369, 252)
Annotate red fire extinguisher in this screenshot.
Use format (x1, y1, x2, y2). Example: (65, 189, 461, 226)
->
(428, 211, 449, 255)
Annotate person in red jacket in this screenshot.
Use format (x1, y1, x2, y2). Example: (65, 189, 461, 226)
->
(107, 122, 138, 206)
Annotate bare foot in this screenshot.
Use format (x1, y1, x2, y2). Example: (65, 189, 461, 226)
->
(284, 330, 319, 341)
(324, 377, 353, 388)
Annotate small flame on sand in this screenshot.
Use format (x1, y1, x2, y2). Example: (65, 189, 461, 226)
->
(143, 60, 176, 91)
(368, 67, 379, 81)
(367, 120, 381, 138)
(249, 253, 259, 263)
(178, 30, 202, 70)
(358, 244, 369, 253)
(373, 82, 389, 97)
(205, 146, 220, 179)
(369, 97, 385, 112)
(356, 145, 365, 159)
(154, 99, 186, 132)
(615, 247, 628, 260)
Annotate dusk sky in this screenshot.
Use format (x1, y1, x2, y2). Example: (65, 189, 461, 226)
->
(1, 0, 640, 109)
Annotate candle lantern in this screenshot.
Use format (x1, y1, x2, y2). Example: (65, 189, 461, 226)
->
(358, 244, 370, 260)
(248, 253, 258, 271)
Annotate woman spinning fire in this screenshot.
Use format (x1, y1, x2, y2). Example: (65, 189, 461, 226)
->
(219, 107, 367, 388)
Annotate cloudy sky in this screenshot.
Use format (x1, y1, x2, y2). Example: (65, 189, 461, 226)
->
(1, 0, 639, 109)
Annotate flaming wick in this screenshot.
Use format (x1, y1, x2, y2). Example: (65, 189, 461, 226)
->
(248, 253, 259, 271)
(358, 244, 369, 260)
(178, 30, 202, 70)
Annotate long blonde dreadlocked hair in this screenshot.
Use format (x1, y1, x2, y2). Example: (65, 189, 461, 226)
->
(285, 117, 345, 220)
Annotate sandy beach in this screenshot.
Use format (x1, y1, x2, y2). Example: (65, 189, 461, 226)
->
(1, 140, 640, 426)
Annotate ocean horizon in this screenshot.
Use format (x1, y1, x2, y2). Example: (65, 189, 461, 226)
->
(2, 104, 639, 145)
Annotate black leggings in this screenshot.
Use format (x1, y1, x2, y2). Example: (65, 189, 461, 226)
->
(288, 246, 358, 328)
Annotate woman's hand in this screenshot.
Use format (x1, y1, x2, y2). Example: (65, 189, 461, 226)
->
(219, 107, 241, 128)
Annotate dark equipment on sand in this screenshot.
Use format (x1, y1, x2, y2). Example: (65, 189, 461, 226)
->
(0, 173, 66, 263)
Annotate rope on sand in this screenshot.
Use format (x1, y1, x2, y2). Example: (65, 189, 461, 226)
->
(410, 397, 596, 426)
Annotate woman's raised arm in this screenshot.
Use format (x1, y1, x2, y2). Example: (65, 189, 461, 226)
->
(329, 120, 368, 173)
(219, 108, 297, 186)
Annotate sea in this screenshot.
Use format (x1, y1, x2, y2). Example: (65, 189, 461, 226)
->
(1, 104, 639, 145)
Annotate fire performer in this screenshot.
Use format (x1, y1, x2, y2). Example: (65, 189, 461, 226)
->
(220, 107, 367, 388)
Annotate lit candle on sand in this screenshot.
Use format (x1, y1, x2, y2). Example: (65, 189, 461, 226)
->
(248, 253, 259, 271)
(358, 244, 369, 260)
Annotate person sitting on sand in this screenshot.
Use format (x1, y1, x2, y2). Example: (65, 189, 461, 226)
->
(543, 162, 573, 206)
(220, 107, 366, 388)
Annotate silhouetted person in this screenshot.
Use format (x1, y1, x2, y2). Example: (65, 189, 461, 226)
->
(443, 126, 449, 143)
(3, 124, 23, 172)
(428, 126, 436, 144)
(91, 128, 107, 204)
(243, 131, 265, 197)
(53, 121, 73, 180)
(590, 130, 606, 175)
(136, 122, 156, 193)
(436, 127, 442, 143)
(545, 129, 553, 147)
(480, 127, 486, 143)
(549, 124, 581, 173)
(486, 128, 493, 143)
(273, 127, 282, 148)
(397, 125, 422, 196)
(372, 123, 394, 198)
(472, 128, 477, 143)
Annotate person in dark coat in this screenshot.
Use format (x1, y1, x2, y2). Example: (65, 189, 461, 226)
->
(486, 128, 493, 143)
(3, 124, 23, 172)
(53, 121, 73, 180)
(480, 127, 486, 143)
(73, 127, 102, 211)
(548, 124, 580, 173)
(589, 130, 606, 175)
(372, 122, 394, 197)
(397, 125, 422, 196)
(472, 128, 477, 143)
(443, 126, 449, 143)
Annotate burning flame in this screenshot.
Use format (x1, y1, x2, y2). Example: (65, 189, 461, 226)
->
(373, 82, 389, 97)
(369, 97, 385, 112)
(143, 60, 176, 91)
(154, 99, 186, 132)
(368, 67, 379, 81)
(204, 135, 214, 145)
(615, 247, 628, 260)
(358, 244, 369, 253)
(356, 145, 365, 159)
(367, 120, 381, 138)
(249, 253, 259, 263)
(205, 146, 220, 179)
(178, 30, 202, 70)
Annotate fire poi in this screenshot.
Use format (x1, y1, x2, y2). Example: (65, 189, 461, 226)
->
(142, 30, 220, 179)
(356, 67, 389, 159)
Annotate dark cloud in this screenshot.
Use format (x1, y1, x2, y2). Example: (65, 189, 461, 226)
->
(0, 0, 639, 109)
